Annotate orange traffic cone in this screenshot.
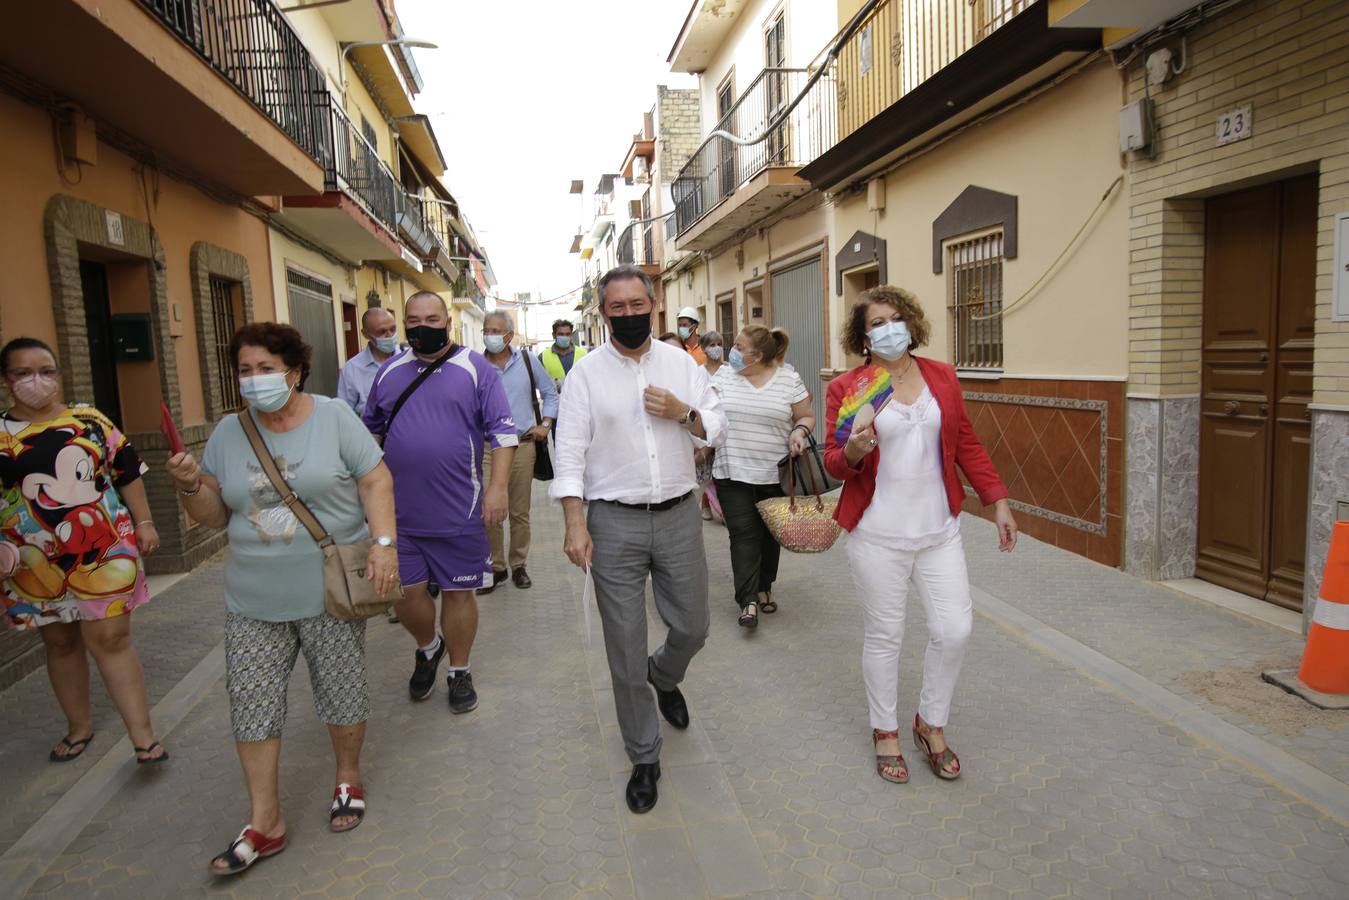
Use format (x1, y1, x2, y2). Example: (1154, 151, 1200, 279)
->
(1297, 521, 1349, 695)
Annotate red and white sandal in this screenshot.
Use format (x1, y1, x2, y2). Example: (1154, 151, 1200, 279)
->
(330, 783, 366, 833)
(209, 825, 286, 876)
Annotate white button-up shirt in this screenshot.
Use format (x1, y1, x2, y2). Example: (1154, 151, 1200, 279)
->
(551, 340, 726, 505)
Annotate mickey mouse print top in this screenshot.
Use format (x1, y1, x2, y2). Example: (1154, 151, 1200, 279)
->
(0, 406, 150, 629)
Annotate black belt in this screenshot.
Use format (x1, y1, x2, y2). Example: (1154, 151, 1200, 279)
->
(605, 491, 693, 512)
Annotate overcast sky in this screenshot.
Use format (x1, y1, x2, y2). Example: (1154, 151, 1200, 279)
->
(398, 0, 697, 335)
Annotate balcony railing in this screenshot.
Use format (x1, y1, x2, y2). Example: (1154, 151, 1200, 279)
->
(138, 0, 329, 162)
(423, 197, 455, 256)
(395, 190, 434, 258)
(324, 101, 400, 234)
(835, 0, 1035, 140)
(671, 67, 836, 235)
(615, 221, 660, 267)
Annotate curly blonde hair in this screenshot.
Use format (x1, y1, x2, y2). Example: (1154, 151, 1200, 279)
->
(841, 285, 931, 358)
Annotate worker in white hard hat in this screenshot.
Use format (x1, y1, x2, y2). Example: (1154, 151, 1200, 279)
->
(676, 306, 707, 365)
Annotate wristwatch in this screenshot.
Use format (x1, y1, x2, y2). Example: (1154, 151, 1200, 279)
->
(374, 535, 395, 548)
(683, 407, 700, 426)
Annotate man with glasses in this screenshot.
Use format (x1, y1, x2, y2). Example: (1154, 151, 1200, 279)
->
(479, 311, 557, 594)
(551, 265, 725, 814)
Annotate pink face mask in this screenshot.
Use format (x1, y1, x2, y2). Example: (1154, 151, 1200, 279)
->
(10, 374, 61, 409)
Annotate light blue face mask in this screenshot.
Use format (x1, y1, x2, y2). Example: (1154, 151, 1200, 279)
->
(484, 334, 507, 353)
(705, 345, 723, 361)
(555, 335, 572, 349)
(867, 320, 912, 360)
(728, 348, 748, 371)
(373, 336, 399, 354)
(678, 326, 693, 341)
(240, 372, 294, 413)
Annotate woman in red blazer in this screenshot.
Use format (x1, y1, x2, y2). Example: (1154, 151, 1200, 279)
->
(824, 286, 1017, 785)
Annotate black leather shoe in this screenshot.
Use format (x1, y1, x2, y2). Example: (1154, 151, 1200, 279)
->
(647, 658, 690, 730)
(512, 567, 532, 589)
(626, 762, 661, 814)
(476, 570, 507, 596)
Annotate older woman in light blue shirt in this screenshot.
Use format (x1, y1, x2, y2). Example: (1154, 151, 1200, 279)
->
(480, 311, 559, 590)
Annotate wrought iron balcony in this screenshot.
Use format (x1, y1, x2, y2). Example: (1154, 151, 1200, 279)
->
(833, 0, 1035, 142)
(138, 0, 329, 163)
(396, 191, 434, 258)
(670, 67, 836, 238)
(615, 221, 659, 268)
(324, 101, 401, 235)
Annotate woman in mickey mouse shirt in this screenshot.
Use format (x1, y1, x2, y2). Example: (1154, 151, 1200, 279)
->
(0, 338, 166, 765)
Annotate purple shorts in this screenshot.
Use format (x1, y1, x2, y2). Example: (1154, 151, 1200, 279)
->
(398, 533, 494, 592)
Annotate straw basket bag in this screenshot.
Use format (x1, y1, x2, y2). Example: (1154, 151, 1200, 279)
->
(756, 450, 841, 554)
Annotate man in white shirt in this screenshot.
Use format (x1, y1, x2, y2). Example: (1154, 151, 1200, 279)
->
(552, 264, 726, 815)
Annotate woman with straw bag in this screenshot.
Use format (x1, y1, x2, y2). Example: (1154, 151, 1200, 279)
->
(824, 286, 1016, 786)
(710, 326, 814, 629)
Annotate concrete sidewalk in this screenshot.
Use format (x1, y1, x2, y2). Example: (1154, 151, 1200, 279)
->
(0, 486, 1346, 899)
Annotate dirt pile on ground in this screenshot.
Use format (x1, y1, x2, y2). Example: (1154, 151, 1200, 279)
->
(1177, 662, 1346, 736)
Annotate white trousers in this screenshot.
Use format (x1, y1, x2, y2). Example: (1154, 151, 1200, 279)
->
(846, 530, 973, 731)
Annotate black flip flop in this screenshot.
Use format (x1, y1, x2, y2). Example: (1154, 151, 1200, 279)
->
(49, 733, 94, 763)
(134, 741, 169, 765)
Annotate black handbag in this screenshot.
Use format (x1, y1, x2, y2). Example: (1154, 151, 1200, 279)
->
(777, 431, 842, 497)
(522, 351, 554, 481)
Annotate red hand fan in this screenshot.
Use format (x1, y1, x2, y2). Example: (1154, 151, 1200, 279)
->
(159, 402, 185, 456)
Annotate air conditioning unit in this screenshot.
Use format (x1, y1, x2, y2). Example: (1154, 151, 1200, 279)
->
(633, 155, 650, 182)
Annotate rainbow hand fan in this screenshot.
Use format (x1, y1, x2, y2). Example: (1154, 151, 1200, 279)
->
(834, 366, 893, 446)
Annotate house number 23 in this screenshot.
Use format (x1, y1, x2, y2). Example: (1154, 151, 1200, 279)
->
(1216, 105, 1253, 147)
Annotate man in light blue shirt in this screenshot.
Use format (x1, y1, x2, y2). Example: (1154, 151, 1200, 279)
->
(337, 307, 401, 414)
(480, 310, 559, 593)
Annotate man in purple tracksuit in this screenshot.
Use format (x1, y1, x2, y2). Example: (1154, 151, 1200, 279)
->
(363, 292, 516, 713)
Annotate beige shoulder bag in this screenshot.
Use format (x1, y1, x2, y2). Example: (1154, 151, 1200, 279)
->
(239, 410, 400, 621)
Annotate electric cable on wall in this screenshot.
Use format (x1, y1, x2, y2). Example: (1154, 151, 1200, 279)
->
(968, 174, 1123, 322)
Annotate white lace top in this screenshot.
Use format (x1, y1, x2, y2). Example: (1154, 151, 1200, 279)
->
(852, 386, 959, 550)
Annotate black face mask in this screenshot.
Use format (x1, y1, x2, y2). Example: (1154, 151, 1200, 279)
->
(407, 325, 449, 355)
(608, 313, 652, 350)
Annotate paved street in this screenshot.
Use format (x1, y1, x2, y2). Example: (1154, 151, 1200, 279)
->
(1, 485, 1347, 899)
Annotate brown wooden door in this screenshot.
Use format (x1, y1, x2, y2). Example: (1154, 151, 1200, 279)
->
(1196, 174, 1315, 610)
(342, 300, 360, 361)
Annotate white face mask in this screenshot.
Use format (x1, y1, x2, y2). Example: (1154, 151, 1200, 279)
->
(484, 334, 507, 354)
(867, 320, 912, 360)
(373, 336, 399, 354)
(239, 372, 295, 413)
(705, 346, 723, 361)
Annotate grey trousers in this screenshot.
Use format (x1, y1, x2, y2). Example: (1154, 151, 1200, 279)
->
(588, 495, 710, 764)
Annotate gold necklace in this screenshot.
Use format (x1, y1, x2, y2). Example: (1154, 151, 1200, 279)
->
(892, 354, 915, 383)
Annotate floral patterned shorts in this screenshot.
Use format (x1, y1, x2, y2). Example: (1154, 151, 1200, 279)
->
(224, 612, 370, 742)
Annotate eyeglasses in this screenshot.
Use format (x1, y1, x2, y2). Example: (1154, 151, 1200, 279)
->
(7, 367, 60, 379)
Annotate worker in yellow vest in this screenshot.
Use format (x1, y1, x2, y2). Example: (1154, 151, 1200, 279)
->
(538, 319, 587, 394)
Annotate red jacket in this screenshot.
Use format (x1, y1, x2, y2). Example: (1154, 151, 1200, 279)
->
(823, 357, 1008, 532)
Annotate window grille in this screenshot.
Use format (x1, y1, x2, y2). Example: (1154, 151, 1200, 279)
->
(209, 276, 243, 411)
(286, 268, 333, 297)
(948, 232, 1003, 369)
(718, 297, 735, 337)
